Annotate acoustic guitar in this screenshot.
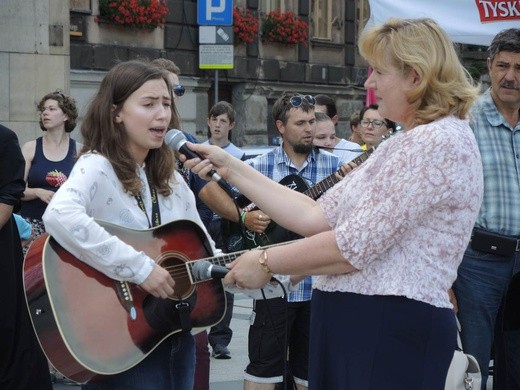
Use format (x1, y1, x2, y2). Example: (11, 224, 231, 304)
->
(23, 219, 249, 383)
(223, 146, 376, 252)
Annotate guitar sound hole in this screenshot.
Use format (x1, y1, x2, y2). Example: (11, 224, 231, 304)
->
(159, 255, 194, 300)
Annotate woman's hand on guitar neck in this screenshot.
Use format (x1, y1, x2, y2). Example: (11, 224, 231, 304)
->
(139, 264, 175, 298)
(244, 210, 271, 233)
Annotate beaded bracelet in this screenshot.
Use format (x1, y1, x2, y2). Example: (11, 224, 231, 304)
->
(258, 249, 273, 275)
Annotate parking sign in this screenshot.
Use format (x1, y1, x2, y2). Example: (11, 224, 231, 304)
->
(197, 0, 233, 26)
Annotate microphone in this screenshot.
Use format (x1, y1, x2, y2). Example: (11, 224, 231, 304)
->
(165, 129, 226, 185)
(191, 260, 229, 282)
(191, 260, 287, 300)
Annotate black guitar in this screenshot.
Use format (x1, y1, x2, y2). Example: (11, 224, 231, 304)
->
(223, 147, 376, 251)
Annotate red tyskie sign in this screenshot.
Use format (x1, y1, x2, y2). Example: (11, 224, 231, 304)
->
(475, 0, 520, 22)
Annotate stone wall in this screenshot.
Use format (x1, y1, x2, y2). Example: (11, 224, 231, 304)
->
(67, 0, 366, 145)
(0, 0, 71, 145)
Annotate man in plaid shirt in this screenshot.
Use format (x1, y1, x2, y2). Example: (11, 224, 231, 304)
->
(453, 28, 520, 390)
(198, 93, 344, 390)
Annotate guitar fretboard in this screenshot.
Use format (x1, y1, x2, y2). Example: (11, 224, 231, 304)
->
(187, 240, 295, 281)
(303, 146, 376, 200)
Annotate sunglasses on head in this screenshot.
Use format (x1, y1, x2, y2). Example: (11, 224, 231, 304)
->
(173, 84, 185, 97)
(289, 95, 315, 108)
(51, 90, 66, 100)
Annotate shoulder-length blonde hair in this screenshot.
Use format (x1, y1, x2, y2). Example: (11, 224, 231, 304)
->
(81, 60, 176, 196)
(359, 18, 480, 128)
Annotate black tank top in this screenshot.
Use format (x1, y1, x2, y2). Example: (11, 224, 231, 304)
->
(19, 137, 77, 219)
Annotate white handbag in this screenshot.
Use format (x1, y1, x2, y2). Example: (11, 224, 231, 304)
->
(445, 319, 482, 390)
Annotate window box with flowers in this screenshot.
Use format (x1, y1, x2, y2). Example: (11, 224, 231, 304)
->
(261, 9, 309, 46)
(233, 7, 259, 45)
(96, 0, 168, 31)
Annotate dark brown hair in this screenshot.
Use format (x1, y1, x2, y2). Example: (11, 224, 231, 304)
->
(272, 92, 314, 125)
(80, 60, 176, 196)
(37, 91, 78, 132)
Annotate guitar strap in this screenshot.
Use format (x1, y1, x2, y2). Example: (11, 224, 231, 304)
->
(135, 182, 193, 332)
(135, 183, 161, 228)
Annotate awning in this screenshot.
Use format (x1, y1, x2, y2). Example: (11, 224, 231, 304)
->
(366, 0, 520, 46)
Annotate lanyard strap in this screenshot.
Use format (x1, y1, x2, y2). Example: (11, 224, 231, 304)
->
(135, 184, 161, 228)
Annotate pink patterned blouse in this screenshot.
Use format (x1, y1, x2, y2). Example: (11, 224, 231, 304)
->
(316, 116, 483, 308)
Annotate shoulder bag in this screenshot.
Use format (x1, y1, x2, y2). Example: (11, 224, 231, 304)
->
(445, 318, 482, 390)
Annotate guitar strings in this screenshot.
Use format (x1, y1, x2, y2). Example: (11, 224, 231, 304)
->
(160, 257, 230, 273)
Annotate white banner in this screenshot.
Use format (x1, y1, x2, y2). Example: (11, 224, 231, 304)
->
(366, 0, 520, 46)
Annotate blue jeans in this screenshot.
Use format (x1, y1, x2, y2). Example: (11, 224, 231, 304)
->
(453, 246, 520, 390)
(82, 331, 195, 390)
(208, 291, 234, 349)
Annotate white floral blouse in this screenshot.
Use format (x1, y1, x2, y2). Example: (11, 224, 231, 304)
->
(315, 116, 483, 308)
(43, 152, 217, 285)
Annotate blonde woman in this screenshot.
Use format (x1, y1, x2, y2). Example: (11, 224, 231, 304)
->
(183, 18, 482, 389)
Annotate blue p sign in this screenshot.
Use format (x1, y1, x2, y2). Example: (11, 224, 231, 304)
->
(197, 0, 233, 25)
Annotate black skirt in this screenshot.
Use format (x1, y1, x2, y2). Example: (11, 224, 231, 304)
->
(308, 290, 456, 390)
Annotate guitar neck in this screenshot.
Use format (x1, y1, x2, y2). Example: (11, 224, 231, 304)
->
(187, 241, 296, 280)
(303, 146, 376, 200)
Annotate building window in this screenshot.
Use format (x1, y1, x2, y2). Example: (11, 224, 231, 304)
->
(261, 0, 285, 13)
(312, 0, 332, 40)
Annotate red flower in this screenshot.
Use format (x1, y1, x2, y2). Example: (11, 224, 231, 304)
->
(261, 9, 309, 46)
(97, 0, 168, 30)
(233, 7, 259, 45)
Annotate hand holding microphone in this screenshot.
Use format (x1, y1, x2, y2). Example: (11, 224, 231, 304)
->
(190, 259, 289, 300)
(165, 129, 222, 182)
(165, 129, 233, 193)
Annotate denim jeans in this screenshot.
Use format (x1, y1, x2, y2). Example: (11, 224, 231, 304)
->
(207, 219, 234, 349)
(194, 331, 210, 390)
(453, 246, 520, 390)
(82, 331, 195, 390)
(208, 291, 234, 349)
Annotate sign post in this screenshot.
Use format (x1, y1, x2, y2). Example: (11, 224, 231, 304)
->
(197, 0, 234, 103)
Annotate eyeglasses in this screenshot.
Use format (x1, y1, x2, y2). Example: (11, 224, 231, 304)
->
(173, 84, 185, 97)
(289, 95, 315, 108)
(360, 119, 387, 129)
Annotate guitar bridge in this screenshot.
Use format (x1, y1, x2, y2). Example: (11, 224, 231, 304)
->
(115, 281, 137, 321)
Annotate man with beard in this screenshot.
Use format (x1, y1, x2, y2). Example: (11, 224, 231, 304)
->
(196, 93, 344, 390)
(453, 28, 520, 389)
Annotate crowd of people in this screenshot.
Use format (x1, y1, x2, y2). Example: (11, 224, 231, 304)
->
(0, 17, 518, 390)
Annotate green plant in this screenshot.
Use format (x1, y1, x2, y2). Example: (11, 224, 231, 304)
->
(261, 9, 309, 46)
(466, 61, 486, 81)
(96, 0, 168, 31)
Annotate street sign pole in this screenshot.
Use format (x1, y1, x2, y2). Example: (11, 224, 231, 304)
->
(197, 0, 233, 105)
(215, 70, 219, 104)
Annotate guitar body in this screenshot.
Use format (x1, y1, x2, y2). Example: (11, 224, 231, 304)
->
(23, 219, 225, 383)
(223, 175, 308, 251)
